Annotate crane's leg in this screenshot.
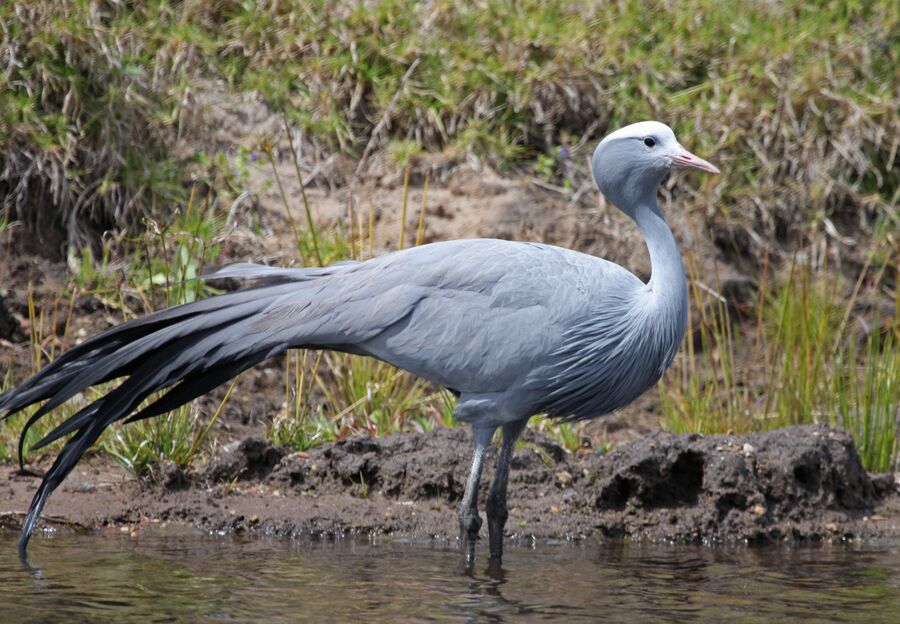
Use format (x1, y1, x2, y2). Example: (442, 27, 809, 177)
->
(459, 425, 495, 562)
(485, 419, 528, 560)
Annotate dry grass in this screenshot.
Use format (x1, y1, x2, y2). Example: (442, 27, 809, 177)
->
(1, 1, 897, 468)
(0, 2, 193, 254)
(1, 1, 896, 266)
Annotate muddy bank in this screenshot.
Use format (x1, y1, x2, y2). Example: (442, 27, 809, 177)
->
(2, 425, 898, 545)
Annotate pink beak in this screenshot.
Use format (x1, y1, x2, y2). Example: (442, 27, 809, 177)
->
(670, 147, 720, 174)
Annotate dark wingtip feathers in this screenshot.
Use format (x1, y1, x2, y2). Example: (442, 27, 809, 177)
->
(16, 423, 105, 558)
(5, 282, 305, 557)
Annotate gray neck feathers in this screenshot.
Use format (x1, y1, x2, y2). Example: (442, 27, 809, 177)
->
(591, 139, 688, 373)
(632, 198, 688, 374)
(633, 201, 685, 296)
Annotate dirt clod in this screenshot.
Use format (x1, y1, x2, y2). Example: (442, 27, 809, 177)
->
(149, 461, 190, 491)
(202, 437, 288, 483)
(589, 425, 880, 542)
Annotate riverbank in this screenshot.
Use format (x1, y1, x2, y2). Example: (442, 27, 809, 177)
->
(3, 425, 898, 547)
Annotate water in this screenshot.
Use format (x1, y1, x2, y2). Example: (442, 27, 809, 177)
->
(1, 531, 898, 623)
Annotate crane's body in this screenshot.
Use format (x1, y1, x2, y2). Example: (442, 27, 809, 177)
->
(1, 121, 718, 563)
(260, 237, 684, 426)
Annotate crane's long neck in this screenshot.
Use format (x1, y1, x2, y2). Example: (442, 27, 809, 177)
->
(632, 199, 688, 338)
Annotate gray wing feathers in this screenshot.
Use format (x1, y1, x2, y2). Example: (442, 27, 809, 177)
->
(203, 261, 359, 284)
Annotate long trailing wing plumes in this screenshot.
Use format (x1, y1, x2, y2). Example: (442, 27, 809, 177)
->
(0, 263, 352, 557)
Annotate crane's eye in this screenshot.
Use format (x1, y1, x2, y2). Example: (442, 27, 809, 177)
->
(643, 137, 656, 148)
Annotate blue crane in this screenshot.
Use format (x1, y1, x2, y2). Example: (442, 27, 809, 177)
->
(1, 121, 718, 562)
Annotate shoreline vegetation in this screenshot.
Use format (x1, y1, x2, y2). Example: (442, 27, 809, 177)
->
(1, 0, 898, 489)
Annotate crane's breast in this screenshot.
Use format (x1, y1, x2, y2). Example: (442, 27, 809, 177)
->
(522, 291, 686, 420)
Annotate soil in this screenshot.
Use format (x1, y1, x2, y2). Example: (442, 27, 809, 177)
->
(3, 425, 898, 545)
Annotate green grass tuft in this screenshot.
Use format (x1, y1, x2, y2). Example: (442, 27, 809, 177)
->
(662, 249, 899, 472)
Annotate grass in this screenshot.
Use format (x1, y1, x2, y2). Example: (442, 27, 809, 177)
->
(315, 352, 434, 438)
(267, 350, 334, 452)
(1, 1, 897, 470)
(0, 290, 81, 463)
(1, 1, 896, 269)
(661, 245, 900, 472)
(0, 1, 187, 253)
(103, 377, 238, 476)
(0, 187, 243, 474)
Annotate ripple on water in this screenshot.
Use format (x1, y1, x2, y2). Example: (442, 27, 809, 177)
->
(0, 532, 898, 623)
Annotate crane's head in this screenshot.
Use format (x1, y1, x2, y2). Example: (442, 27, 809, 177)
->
(591, 121, 718, 215)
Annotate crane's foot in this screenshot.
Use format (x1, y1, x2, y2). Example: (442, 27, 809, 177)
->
(485, 496, 508, 561)
(487, 520, 505, 560)
(485, 555, 506, 579)
(459, 510, 483, 563)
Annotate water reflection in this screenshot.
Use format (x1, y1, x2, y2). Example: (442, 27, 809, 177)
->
(0, 531, 898, 623)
